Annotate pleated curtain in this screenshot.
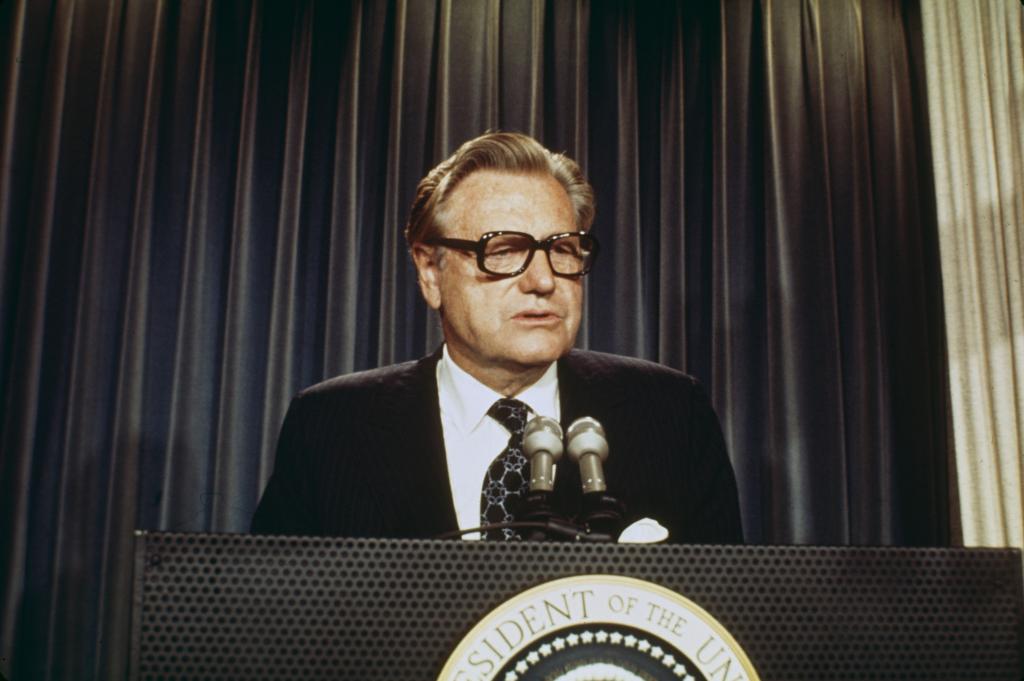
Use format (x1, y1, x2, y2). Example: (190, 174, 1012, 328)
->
(0, 1, 982, 677)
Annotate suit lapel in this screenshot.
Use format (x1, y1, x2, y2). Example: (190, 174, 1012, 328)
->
(364, 349, 459, 537)
(558, 350, 628, 425)
(555, 351, 627, 513)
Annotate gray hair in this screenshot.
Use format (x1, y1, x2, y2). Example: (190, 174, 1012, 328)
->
(403, 131, 595, 246)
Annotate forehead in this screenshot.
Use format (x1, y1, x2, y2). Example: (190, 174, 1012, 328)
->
(441, 170, 575, 238)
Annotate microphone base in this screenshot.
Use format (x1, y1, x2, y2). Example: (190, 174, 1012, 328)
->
(517, 492, 577, 541)
(580, 492, 627, 542)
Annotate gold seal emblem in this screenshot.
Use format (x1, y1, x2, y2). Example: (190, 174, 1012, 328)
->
(438, 575, 760, 681)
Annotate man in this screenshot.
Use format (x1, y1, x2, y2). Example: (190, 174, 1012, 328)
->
(251, 132, 743, 543)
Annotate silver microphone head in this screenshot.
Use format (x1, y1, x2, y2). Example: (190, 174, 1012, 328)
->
(566, 416, 609, 493)
(524, 416, 563, 492)
(566, 416, 608, 462)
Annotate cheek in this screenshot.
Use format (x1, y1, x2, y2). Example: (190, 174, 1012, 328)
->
(443, 283, 505, 333)
(563, 284, 584, 321)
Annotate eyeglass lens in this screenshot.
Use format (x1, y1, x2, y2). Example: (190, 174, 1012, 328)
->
(483, 233, 595, 275)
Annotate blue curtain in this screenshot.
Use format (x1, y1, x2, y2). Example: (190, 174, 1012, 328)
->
(0, 1, 949, 677)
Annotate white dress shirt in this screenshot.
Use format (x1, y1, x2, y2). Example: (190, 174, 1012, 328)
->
(436, 344, 560, 540)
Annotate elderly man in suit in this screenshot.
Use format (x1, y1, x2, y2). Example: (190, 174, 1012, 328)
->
(252, 131, 743, 544)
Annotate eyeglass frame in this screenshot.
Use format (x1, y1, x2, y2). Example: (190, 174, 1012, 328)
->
(421, 230, 600, 278)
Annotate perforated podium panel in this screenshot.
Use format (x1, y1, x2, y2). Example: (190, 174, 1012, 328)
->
(130, 532, 1023, 680)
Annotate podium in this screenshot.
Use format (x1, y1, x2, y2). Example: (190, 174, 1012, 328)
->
(129, 532, 1023, 680)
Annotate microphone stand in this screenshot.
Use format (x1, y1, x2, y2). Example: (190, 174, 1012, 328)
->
(515, 491, 575, 541)
(435, 492, 628, 543)
(579, 492, 627, 542)
(436, 519, 597, 542)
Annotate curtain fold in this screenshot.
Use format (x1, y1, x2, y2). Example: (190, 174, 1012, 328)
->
(589, 1, 646, 358)
(712, 0, 949, 544)
(0, 1, 952, 678)
(92, 3, 165, 676)
(920, 0, 1024, 550)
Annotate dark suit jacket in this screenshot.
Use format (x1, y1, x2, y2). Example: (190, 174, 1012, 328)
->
(251, 349, 743, 543)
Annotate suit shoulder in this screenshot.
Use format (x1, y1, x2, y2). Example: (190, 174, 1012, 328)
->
(294, 358, 426, 405)
(563, 349, 700, 390)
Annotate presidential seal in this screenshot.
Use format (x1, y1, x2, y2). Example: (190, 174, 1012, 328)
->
(438, 575, 760, 681)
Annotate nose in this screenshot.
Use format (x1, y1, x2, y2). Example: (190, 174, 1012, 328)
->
(517, 249, 556, 294)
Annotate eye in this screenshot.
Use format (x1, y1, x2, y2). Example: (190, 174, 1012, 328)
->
(485, 235, 533, 256)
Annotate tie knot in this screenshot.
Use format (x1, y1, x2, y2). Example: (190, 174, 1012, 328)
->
(488, 398, 530, 433)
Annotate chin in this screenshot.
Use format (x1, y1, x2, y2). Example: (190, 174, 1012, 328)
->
(504, 338, 572, 367)
(509, 352, 563, 368)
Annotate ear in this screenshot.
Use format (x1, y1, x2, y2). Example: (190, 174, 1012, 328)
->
(411, 244, 443, 310)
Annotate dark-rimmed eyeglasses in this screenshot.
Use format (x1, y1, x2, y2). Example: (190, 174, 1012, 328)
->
(423, 231, 599, 278)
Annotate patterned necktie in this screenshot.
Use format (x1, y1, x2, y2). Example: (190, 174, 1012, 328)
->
(480, 398, 530, 540)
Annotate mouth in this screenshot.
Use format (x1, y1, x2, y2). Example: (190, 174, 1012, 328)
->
(513, 310, 561, 324)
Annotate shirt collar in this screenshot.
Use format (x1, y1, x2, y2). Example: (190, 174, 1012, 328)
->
(437, 344, 560, 434)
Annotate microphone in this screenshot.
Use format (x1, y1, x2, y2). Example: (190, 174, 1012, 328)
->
(523, 416, 563, 491)
(516, 415, 567, 541)
(566, 417, 609, 493)
(567, 416, 625, 541)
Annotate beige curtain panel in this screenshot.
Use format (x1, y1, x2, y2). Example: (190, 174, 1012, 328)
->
(921, 0, 1024, 550)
